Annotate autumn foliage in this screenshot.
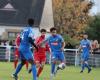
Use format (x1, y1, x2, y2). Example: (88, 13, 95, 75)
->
(52, 0, 93, 40)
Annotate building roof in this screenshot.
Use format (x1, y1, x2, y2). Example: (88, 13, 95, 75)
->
(0, 0, 45, 27)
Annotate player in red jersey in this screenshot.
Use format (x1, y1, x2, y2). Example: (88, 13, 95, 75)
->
(14, 33, 29, 70)
(28, 29, 50, 77)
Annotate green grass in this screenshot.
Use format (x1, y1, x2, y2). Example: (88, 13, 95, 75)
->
(0, 62, 100, 80)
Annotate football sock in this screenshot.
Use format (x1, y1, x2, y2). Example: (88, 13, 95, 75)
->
(25, 61, 28, 70)
(51, 63, 56, 74)
(32, 64, 37, 80)
(37, 67, 43, 77)
(85, 63, 91, 70)
(15, 63, 24, 75)
(82, 63, 85, 71)
(14, 60, 18, 69)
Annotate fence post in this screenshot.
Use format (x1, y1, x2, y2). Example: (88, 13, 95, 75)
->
(75, 49, 79, 66)
(8, 46, 11, 62)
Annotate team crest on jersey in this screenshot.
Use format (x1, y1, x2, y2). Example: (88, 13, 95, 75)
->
(82, 45, 86, 48)
(51, 42, 58, 45)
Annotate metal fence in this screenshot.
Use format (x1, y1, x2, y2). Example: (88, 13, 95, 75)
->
(0, 45, 100, 67)
(64, 49, 100, 67)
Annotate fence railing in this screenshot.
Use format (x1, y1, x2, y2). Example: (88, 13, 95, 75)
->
(0, 45, 100, 67)
(64, 49, 100, 67)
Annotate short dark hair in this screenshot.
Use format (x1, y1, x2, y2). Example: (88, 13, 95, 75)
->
(40, 29, 46, 33)
(50, 27, 57, 32)
(83, 32, 88, 35)
(28, 18, 34, 26)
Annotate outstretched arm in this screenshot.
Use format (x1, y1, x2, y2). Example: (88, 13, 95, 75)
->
(29, 37, 38, 51)
(61, 42, 65, 51)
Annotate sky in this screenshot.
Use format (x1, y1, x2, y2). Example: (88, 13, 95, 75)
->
(89, 0, 100, 15)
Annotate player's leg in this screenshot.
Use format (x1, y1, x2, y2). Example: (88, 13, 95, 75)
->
(25, 61, 29, 70)
(28, 59, 37, 80)
(51, 52, 57, 75)
(37, 56, 46, 77)
(14, 60, 26, 75)
(80, 59, 85, 73)
(14, 49, 19, 69)
(84, 56, 91, 73)
(80, 54, 86, 73)
(56, 52, 66, 72)
(14, 56, 18, 69)
(12, 59, 26, 80)
(36, 61, 41, 76)
(84, 61, 91, 73)
(12, 51, 26, 80)
(80, 55, 91, 73)
(26, 50, 37, 80)
(28, 55, 40, 74)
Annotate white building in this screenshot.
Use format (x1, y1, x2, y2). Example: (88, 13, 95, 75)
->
(0, 0, 54, 40)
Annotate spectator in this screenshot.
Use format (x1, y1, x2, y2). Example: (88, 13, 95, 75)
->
(12, 40, 16, 46)
(5, 40, 9, 46)
(9, 40, 13, 46)
(1, 41, 5, 46)
(92, 40, 100, 54)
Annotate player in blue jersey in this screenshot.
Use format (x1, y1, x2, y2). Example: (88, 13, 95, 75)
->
(79, 33, 92, 73)
(45, 27, 66, 77)
(12, 19, 38, 80)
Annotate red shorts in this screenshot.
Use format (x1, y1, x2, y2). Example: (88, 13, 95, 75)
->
(34, 54, 46, 63)
(14, 48, 20, 58)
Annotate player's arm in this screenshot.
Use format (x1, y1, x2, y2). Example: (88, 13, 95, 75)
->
(78, 41, 82, 55)
(15, 35, 20, 48)
(78, 40, 82, 52)
(60, 35, 65, 51)
(90, 41, 93, 55)
(29, 37, 38, 51)
(78, 45, 82, 52)
(15, 37, 18, 48)
(61, 41, 65, 51)
(39, 36, 50, 46)
(35, 37, 41, 46)
(28, 29, 38, 51)
(46, 43, 51, 53)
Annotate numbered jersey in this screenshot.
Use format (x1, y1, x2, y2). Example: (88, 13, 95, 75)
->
(20, 27, 34, 49)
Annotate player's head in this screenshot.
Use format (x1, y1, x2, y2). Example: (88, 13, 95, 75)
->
(40, 29, 46, 37)
(28, 18, 34, 26)
(17, 33, 20, 37)
(83, 33, 88, 39)
(50, 27, 57, 36)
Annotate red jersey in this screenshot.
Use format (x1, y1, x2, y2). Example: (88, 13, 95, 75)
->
(14, 34, 20, 57)
(15, 34, 20, 47)
(34, 35, 50, 56)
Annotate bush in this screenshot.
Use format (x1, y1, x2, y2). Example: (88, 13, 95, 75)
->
(62, 34, 79, 48)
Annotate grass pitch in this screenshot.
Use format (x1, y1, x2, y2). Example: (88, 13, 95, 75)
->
(0, 62, 100, 80)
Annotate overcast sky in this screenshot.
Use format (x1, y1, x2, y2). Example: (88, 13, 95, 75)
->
(89, 0, 100, 15)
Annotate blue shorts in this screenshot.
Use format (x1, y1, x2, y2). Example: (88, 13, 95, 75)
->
(51, 51, 65, 62)
(81, 54, 89, 61)
(19, 48, 33, 61)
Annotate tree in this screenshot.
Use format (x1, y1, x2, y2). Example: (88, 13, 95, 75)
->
(85, 15, 100, 42)
(52, 0, 93, 40)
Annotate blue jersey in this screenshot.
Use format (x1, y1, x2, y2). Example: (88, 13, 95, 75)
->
(20, 27, 34, 50)
(47, 34, 64, 52)
(80, 39, 91, 55)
